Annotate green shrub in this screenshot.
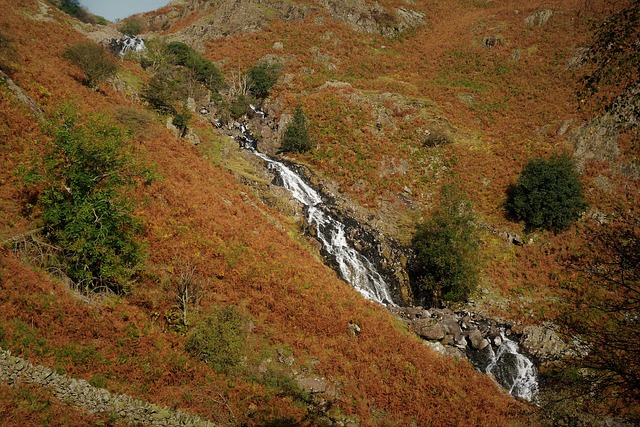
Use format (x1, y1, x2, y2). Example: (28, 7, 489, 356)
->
(506, 153, 587, 232)
(247, 61, 282, 99)
(142, 71, 188, 114)
(63, 42, 118, 89)
(172, 108, 192, 137)
(166, 41, 224, 91)
(119, 18, 143, 36)
(57, 0, 95, 23)
(229, 94, 254, 120)
(409, 186, 480, 304)
(278, 105, 312, 154)
(258, 368, 309, 403)
(24, 111, 148, 293)
(186, 305, 248, 373)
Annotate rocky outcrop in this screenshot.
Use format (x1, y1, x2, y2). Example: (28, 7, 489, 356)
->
(0, 348, 216, 427)
(171, 0, 311, 49)
(315, 0, 424, 37)
(391, 307, 518, 355)
(0, 70, 44, 120)
(149, 0, 423, 48)
(572, 115, 620, 172)
(521, 323, 574, 363)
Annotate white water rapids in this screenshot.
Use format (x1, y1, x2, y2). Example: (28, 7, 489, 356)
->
(253, 151, 395, 305)
(238, 121, 538, 401)
(483, 332, 538, 401)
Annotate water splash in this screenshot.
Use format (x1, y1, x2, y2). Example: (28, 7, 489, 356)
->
(109, 36, 145, 57)
(240, 125, 394, 304)
(476, 331, 539, 401)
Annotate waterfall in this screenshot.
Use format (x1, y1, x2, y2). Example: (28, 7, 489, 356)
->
(109, 36, 145, 57)
(236, 120, 539, 399)
(236, 123, 394, 304)
(253, 151, 395, 305)
(471, 330, 538, 401)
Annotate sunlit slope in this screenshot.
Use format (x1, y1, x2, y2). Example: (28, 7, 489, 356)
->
(0, 1, 522, 426)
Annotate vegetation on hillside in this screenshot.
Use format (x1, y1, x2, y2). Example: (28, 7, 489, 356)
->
(165, 41, 225, 91)
(120, 18, 143, 37)
(56, 0, 97, 24)
(247, 61, 282, 99)
(506, 153, 587, 233)
(21, 111, 150, 293)
(410, 186, 480, 304)
(62, 42, 119, 90)
(278, 105, 312, 154)
(544, 213, 640, 422)
(578, 0, 640, 113)
(3, 0, 640, 424)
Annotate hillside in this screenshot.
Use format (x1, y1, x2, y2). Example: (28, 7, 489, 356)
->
(1, 0, 638, 425)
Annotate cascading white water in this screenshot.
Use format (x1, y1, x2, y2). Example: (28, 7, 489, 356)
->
(109, 36, 146, 57)
(252, 151, 395, 305)
(238, 120, 538, 399)
(482, 332, 538, 401)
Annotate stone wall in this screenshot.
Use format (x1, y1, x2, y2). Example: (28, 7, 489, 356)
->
(0, 348, 217, 427)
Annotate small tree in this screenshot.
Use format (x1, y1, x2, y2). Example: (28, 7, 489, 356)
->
(63, 42, 118, 90)
(57, 0, 95, 24)
(409, 186, 480, 304)
(165, 41, 224, 91)
(278, 105, 312, 154)
(247, 61, 282, 99)
(24, 111, 148, 293)
(506, 153, 587, 233)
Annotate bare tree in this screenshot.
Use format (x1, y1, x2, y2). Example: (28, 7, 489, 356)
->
(174, 259, 203, 326)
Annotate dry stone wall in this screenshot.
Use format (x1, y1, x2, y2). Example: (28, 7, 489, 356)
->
(0, 348, 216, 427)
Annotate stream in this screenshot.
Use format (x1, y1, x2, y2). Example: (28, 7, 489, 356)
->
(236, 118, 538, 401)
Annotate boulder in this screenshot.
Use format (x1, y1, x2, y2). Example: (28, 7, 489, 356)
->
(441, 315, 462, 341)
(296, 377, 327, 394)
(468, 328, 489, 351)
(521, 323, 569, 362)
(412, 318, 445, 341)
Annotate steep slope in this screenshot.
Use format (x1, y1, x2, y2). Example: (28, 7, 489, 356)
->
(163, 0, 639, 321)
(0, 1, 523, 426)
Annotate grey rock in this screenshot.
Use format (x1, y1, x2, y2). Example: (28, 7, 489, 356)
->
(468, 329, 489, 351)
(524, 9, 553, 27)
(412, 318, 446, 340)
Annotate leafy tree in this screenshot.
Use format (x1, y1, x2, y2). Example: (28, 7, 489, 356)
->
(58, 0, 81, 16)
(119, 18, 143, 36)
(506, 153, 587, 233)
(63, 42, 119, 89)
(186, 306, 248, 373)
(172, 108, 192, 138)
(142, 70, 188, 114)
(229, 94, 253, 120)
(278, 105, 312, 154)
(578, 0, 640, 113)
(165, 41, 224, 91)
(247, 61, 282, 99)
(409, 186, 480, 304)
(25, 111, 148, 293)
(57, 0, 95, 23)
(553, 214, 640, 421)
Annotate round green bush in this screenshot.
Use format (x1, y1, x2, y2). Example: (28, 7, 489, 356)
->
(506, 153, 587, 232)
